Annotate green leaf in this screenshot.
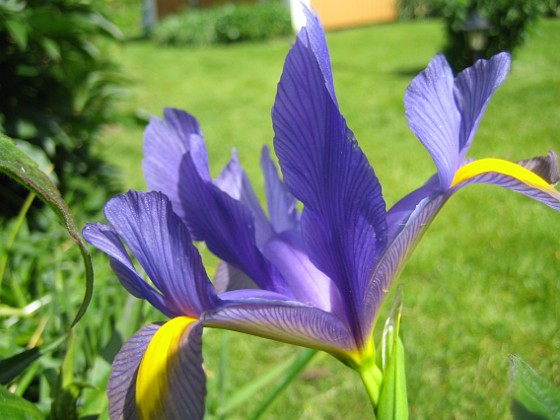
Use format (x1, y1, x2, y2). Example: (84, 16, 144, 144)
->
(377, 288, 408, 420)
(5, 19, 28, 49)
(0, 335, 67, 385)
(0, 349, 41, 386)
(510, 354, 560, 419)
(0, 134, 93, 326)
(0, 386, 42, 419)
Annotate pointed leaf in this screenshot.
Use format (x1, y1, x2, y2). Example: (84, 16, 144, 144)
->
(510, 355, 560, 419)
(0, 134, 93, 326)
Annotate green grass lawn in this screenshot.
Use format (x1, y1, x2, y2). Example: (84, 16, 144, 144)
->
(95, 18, 560, 418)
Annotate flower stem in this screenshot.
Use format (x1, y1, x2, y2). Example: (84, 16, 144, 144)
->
(359, 361, 383, 409)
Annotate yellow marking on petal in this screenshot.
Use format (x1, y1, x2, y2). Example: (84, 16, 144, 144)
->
(451, 158, 553, 189)
(136, 316, 198, 420)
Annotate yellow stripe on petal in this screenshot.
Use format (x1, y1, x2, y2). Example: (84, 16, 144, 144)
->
(136, 316, 198, 420)
(451, 158, 553, 189)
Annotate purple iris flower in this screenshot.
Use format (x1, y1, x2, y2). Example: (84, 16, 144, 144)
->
(83, 9, 560, 419)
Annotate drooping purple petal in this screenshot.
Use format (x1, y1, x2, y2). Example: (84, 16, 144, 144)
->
(144, 320, 206, 419)
(143, 108, 211, 223)
(451, 155, 560, 211)
(179, 153, 291, 296)
(454, 52, 510, 162)
(204, 299, 356, 361)
(213, 261, 259, 294)
(214, 149, 273, 247)
(128, 318, 206, 420)
(102, 191, 219, 318)
(261, 146, 299, 234)
(82, 223, 171, 317)
(272, 4, 387, 345)
(107, 323, 160, 420)
(405, 54, 460, 189)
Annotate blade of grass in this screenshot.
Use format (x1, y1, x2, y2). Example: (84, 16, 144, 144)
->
(216, 348, 317, 418)
(248, 348, 317, 420)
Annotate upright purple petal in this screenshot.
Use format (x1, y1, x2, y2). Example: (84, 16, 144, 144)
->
(143, 108, 211, 223)
(454, 52, 510, 161)
(405, 54, 460, 189)
(102, 191, 219, 318)
(272, 10, 387, 345)
(214, 149, 273, 247)
(179, 154, 291, 296)
(261, 146, 299, 234)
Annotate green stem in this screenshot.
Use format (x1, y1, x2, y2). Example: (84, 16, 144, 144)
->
(359, 361, 383, 409)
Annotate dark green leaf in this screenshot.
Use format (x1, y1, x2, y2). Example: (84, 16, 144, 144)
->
(0, 349, 40, 386)
(510, 355, 560, 420)
(0, 134, 93, 326)
(0, 386, 42, 419)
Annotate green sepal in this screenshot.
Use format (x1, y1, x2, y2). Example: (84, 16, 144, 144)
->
(376, 288, 408, 420)
(510, 354, 560, 419)
(0, 134, 93, 326)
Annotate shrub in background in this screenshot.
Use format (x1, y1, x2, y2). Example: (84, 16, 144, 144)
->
(442, 0, 554, 72)
(0, 0, 125, 216)
(154, 1, 292, 46)
(397, 0, 444, 20)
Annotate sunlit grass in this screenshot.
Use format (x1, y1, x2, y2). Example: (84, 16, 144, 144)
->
(95, 18, 560, 418)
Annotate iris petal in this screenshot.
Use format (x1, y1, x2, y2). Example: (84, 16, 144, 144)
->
(454, 52, 510, 160)
(143, 108, 211, 225)
(204, 300, 356, 362)
(261, 146, 299, 234)
(451, 157, 560, 211)
(405, 54, 459, 188)
(136, 317, 205, 420)
(214, 149, 273, 247)
(364, 194, 449, 333)
(82, 223, 171, 317)
(107, 323, 160, 420)
(103, 191, 218, 317)
(272, 3, 386, 345)
(179, 153, 291, 296)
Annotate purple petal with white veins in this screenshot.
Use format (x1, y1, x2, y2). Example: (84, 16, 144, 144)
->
(102, 191, 219, 318)
(454, 52, 510, 162)
(261, 146, 299, 234)
(143, 108, 211, 226)
(405, 54, 460, 189)
(82, 223, 171, 317)
(204, 299, 356, 360)
(272, 5, 387, 345)
(107, 323, 160, 420)
(179, 153, 291, 296)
